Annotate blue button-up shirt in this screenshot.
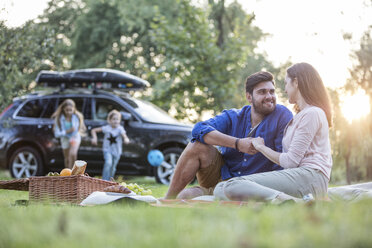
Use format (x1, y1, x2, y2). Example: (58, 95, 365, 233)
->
(191, 104, 293, 180)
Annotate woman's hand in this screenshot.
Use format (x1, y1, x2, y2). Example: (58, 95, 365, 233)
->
(238, 137, 258, 155)
(66, 126, 76, 134)
(251, 137, 265, 151)
(251, 137, 280, 165)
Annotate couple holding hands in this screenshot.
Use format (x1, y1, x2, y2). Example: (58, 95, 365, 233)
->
(165, 62, 332, 204)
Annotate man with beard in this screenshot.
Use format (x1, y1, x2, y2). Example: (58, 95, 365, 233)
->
(164, 71, 293, 199)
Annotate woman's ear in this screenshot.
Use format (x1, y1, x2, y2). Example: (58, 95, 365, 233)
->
(293, 78, 299, 88)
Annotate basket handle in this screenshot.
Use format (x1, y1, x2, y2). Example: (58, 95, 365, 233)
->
(0, 178, 30, 191)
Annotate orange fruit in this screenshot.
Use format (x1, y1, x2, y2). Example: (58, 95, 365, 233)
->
(60, 168, 72, 176)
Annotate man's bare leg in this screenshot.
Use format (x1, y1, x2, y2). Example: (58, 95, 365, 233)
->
(164, 141, 219, 199)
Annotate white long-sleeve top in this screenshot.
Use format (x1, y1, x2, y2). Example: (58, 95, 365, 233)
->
(279, 106, 332, 180)
(54, 114, 80, 139)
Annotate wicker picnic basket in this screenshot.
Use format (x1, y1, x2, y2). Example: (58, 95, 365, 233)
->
(0, 175, 118, 204)
(28, 175, 118, 204)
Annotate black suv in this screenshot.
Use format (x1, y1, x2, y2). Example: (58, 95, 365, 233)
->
(0, 69, 192, 184)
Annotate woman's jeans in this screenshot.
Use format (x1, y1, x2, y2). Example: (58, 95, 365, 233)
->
(102, 152, 121, 181)
(214, 167, 328, 202)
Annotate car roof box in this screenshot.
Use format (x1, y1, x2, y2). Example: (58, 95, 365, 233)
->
(35, 68, 150, 91)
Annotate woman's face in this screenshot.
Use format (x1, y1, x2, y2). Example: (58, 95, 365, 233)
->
(284, 74, 298, 104)
(63, 105, 74, 117)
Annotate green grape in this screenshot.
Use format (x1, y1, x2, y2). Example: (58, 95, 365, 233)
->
(118, 181, 152, 195)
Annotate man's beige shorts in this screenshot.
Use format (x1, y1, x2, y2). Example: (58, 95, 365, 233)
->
(195, 147, 224, 195)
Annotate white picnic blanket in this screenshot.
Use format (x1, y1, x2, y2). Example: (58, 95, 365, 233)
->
(80, 191, 160, 206)
(192, 182, 372, 203)
(328, 182, 372, 202)
(80, 182, 372, 206)
(193, 182, 372, 202)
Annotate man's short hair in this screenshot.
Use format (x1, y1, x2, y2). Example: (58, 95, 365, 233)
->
(245, 71, 275, 94)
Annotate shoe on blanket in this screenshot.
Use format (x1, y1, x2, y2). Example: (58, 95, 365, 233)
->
(302, 193, 314, 202)
(270, 193, 298, 205)
(271, 193, 315, 205)
(302, 193, 315, 206)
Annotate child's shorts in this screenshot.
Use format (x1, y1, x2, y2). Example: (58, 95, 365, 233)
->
(60, 135, 81, 149)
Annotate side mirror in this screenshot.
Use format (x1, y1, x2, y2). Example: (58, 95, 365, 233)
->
(120, 112, 132, 121)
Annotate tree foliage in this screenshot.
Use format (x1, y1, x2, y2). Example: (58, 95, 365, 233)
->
(342, 25, 372, 181)
(346, 27, 372, 113)
(0, 20, 64, 109)
(147, 0, 245, 120)
(329, 89, 367, 184)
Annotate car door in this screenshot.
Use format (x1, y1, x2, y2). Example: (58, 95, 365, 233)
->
(38, 97, 61, 168)
(13, 97, 58, 172)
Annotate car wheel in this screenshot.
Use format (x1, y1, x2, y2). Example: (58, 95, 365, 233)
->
(9, 146, 44, 178)
(154, 147, 183, 185)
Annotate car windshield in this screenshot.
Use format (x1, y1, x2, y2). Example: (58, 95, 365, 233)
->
(121, 97, 179, 124)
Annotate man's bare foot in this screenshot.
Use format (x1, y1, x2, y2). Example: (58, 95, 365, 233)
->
(177, 186, 207, 199)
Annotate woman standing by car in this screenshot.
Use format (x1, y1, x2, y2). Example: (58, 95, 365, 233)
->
(52, 99, 86, 169)
(214, 62, 332, 203)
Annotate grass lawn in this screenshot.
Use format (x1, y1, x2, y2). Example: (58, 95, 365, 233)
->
(0, 170, 372, 248)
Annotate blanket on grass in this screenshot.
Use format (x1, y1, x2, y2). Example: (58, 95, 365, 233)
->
(80, 182, 372, 207)
(80, 192, 257, 208)
(327, 182, 372, 202)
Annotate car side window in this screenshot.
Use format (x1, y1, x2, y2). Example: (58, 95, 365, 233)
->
(94, 98, 128, 121)
(17, 98, 48, 118)
(41, 98, 58, 118)
(55, 97, 92, 120)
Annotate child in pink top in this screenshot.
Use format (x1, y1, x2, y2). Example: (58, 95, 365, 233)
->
(214, 63, 332, 203)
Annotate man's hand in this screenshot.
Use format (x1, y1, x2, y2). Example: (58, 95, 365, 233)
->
(238, 137, 258, 155)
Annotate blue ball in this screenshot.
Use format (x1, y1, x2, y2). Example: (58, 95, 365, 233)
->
(147, 150, 164, 167)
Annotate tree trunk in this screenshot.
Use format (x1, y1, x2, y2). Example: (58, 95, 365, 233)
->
(366, 155, 372, 180)
(345, 152, 351, 184)
(216, 0, 225, 49)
